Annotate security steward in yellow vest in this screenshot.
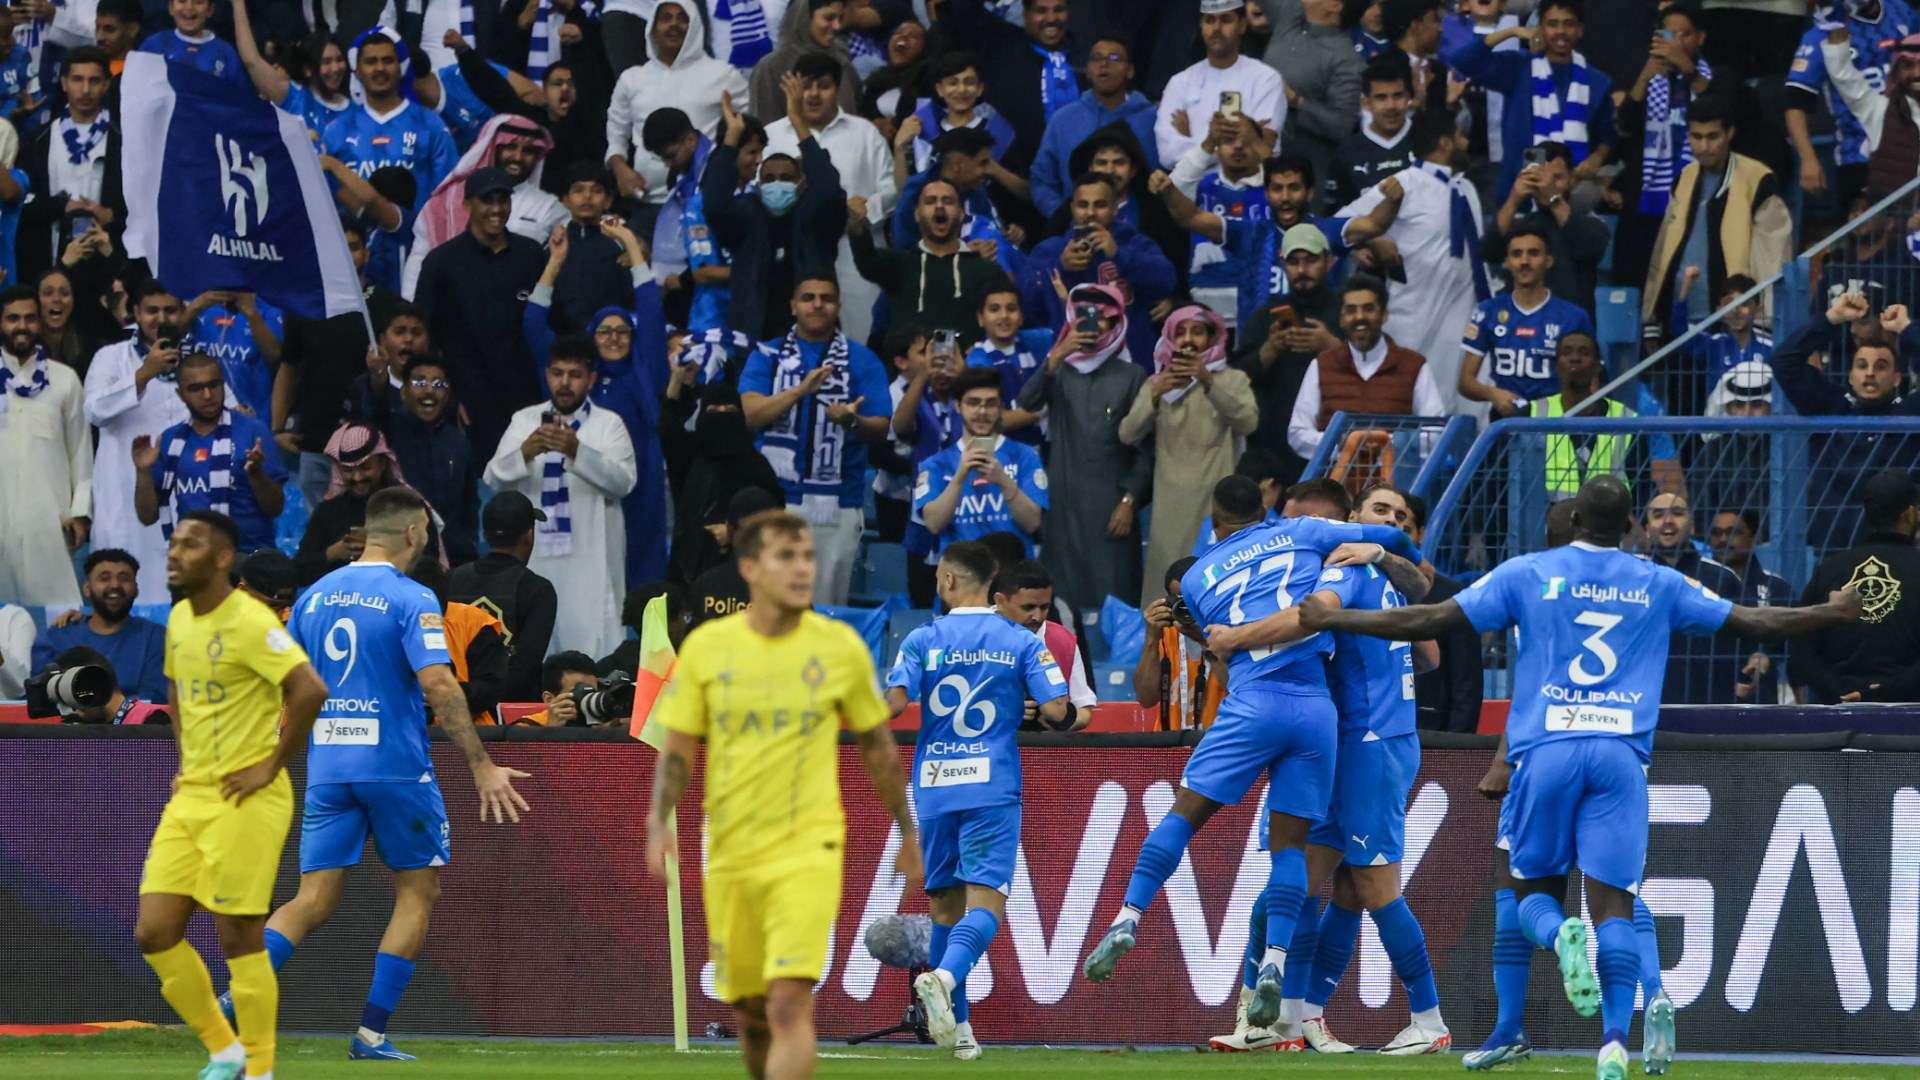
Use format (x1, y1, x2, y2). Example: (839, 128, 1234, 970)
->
(1529, 330, 1637, 499)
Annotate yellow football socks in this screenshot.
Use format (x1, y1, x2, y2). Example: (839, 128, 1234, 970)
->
(143, 940, 239, 1055)
(226, 949, 280, 1077)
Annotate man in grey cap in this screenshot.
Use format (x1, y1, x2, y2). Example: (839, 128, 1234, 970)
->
(1232, 222, 1344, 482)
(411, 165, 548, 457)
(447, 490, 560, 702)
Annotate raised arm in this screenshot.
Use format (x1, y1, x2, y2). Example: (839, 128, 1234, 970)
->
(1147, 169, 1225, 244)
(230, 0, 292, 105)
(420, 662, 532, 823)
(1720, 588, 1862, 641)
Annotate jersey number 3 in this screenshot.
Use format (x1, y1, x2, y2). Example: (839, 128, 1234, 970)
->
(1568, 610, 1622, 686)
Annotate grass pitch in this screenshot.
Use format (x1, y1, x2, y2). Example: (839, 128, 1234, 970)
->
(1, 1028, 1909, 1079)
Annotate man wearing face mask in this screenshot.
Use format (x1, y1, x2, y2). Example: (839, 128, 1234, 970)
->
(704, 86, 850, 341)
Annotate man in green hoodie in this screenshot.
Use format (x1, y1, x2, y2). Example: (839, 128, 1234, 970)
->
(849, 179, 1005, 338)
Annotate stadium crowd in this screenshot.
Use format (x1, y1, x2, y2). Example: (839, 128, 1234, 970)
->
(1, 0, 1919, 717)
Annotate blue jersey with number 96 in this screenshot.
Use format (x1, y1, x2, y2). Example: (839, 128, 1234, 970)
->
(1182, 517, 1420, 689)
(886, 608, 1065, 814)
(1453, 544, 1731, 762)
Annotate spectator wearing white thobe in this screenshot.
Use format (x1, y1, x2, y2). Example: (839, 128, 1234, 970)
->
(1155, 0, 1287, 168)
(0, 337, 90, 608)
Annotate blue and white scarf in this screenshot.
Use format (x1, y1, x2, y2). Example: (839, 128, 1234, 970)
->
(17, 0, 60, 50)
(760, 331, 852, 492)
(715, 0, 773, 69)
(537, 401, 589, 557)
(157, 411, 236, 540)
(1032, 43, 1078, 122)
(0, 347, 49, 417)
(1433, 165, 1491, 302)
(58, 112, 110, 165)
(527, 0, 564, 79)
(458, 0, 476, 44)
(1530, 52, 1592, 162)
(1639, 57, 1713, 217)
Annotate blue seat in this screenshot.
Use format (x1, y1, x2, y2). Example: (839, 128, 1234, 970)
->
(1594, 286, 1642, 378)
(1091, 661, 1134, 701)
(851, 541, 909, 603)
(885, 606, 934, 665)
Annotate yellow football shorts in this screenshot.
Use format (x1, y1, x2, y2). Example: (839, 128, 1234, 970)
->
(705, 854, 843, 1003)
(139, 772, 293, 916)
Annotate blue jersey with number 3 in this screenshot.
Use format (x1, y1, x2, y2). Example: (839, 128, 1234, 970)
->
(1453, 543, 1731, 762)
(886, 608, 1065, 814)
(1317, 563, 1417, 742)
(1181, 517, 1420, 689)
(290, 562, 453, 785)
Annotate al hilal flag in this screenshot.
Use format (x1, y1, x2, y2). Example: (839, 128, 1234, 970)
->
(119, 53, 366, 323)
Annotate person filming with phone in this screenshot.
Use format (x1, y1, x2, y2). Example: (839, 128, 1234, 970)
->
(917, 366, 1048, 560)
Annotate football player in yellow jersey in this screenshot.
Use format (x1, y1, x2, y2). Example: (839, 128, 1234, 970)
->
(134, 511, 329, 1080)
(648, 510, 923, 1080)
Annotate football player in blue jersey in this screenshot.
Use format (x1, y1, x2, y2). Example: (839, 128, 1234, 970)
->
(1301, 476, 1861, 1080)
(220, 487, 531, 1061)
(1081, 476, 1419, 1031)
(886, 540, 1071, 1061)
(1457, 223, 1595, 419)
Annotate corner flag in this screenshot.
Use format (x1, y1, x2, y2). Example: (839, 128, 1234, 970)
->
(118, 53, 367, 323)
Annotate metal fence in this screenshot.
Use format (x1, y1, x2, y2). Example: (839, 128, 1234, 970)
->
(1422, 416, 1920, 703)
(1303, 413, 1476, 510)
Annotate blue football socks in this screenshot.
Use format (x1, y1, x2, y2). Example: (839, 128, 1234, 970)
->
(1490, 888, 1531, 1041)
(1374, 897, 1440, 1014)
(361, 951, 416, 1039)
(1123, 813, 1196, 913)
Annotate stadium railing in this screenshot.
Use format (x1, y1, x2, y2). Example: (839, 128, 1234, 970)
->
(1303, 412, 1476, 508)
(1422, 415, 1920, 703)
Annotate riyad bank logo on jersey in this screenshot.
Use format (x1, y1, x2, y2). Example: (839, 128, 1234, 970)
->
(210, 134, 284, 262)
(1844, 556, 1903, 623)
(1542, 576, 1567, 600)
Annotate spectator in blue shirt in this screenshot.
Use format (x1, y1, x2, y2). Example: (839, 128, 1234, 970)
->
(1019, 173, 1177, 371)
(965, 279, 1052, 446)
(1687, 273, 1773, 386)
(1030, 38, 1160, 218)
(739, 271, 893, 604)
(32, 548, 168, 703)
(138, 0, 247, 89)
(181, 289, 281, 422)
(131, 353, 286, 554)
(917, 365, 1048, 558)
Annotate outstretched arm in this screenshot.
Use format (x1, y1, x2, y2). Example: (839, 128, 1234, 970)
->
(645, 728, 699, 878)
(420, 663, 531, 823)
(1206, 588, 1341, 656)
(1721, 588, 1862, 641)
(1301, 593, 1470, 640)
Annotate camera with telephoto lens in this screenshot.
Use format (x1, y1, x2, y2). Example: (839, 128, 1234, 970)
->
(25, 663, 113, 720)
(570, 671, 637, 725)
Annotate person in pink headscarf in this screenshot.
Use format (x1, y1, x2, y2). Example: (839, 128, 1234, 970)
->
(1013, 280, 1152, 615)
(292, 422, 445, 585)
(400, 114, 566, 295)
(1119, 303, 1259, 605)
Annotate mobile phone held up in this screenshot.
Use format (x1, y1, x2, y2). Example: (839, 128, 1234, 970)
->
(1270, 303, 1299, 331)
(1522, 146, 1548, 168)
(1074, 302, 1104, 337)
(1218, 90, 1242, 122)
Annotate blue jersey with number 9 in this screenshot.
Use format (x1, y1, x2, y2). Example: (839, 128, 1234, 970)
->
(886, 609, 1065, 814)
(1182, 517, 1420, 689)
(1453, 544, 1731, 762)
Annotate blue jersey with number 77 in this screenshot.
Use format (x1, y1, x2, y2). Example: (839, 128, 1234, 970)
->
(1180, 517, 1420, 689)
(1453, 543, 1731, 762)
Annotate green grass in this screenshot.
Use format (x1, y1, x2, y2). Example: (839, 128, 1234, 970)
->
(0, 1028, 1909, 1079)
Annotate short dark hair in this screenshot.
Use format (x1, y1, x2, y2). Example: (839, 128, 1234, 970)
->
(640, 107, 695, 157)
(1716, 506, 1762, 537)
(1404, 491, 1431, 531)
(1235, 447, 1285, 486)
(1264, 154, 1315, 187)
(0, 283, 39, 312)
(84, 548, 138, 575)
(950, 365, 1002, 401)
(793, 49, 842, 86)
(339, 214, 369, 244)
(1659, 0, 1704, 29)
(1341, 272, 1389, 308)
(1505, 221, 1552, 252)
(542, 651, 599, 695)
(1410, 108, 1457, 158)
(973, 275, 1020, 311)
(176, 351, 222, 378)
(131, 278, 175, 308)
(1532, 140, 1575, 168)
(548, 334, 598, 369)
(978, 531, 1029, 574)
(1164, 555, 1198, 591)
(1381, 0, 1442, 42)
(1688, 93, 1733, 129)
(1212, 474, 1265, 521)
(1070, 172, 1117, 200)
(95, 0, 142, 22)
(366, 486, 429, 534)
(881, 320, 928, 363)
(1286, 478, 1354, 519)
(940, 540, 999, 586)
(62, 45, 111, 77)
(794, 269, 840, 296)
(1718, 273, 1758, 301)
(376, 300, 426, 336)
(1361, 60, 1412, 96)
(1539, 0, 1584, 21)
(991, 558, 1052, 600)
(401, 355, 450, 383)
(368, 165, 419, 208)
(928, 50, 982, 86)
(179, 510, 241, 550)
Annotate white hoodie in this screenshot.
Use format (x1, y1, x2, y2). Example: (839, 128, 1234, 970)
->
(605, 0, 751, 205)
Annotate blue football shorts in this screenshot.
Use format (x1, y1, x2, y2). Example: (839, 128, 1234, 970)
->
(919, 802, 1020, 894)
(1504, 737, 1649, 892)
(300, 779, 452, 874)
(1308, 732, 1420, 865)
(1182, 682, 1337, 823)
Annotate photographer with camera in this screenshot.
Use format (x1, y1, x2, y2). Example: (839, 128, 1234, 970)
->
(29, 644, 167, 724)
(83, 280, 226, 600)
(34, 549, 167, 703)
(524, 650, 636, 727)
